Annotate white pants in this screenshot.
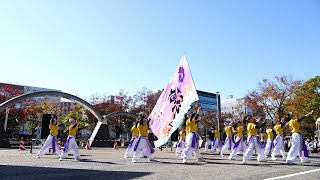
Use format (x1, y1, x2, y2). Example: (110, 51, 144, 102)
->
(38, 135, 61, 156)
(271, 135, 286, 158)
(176, 139, 186, 155)
(60, 136, 80, 159)
(243, 136, 266, 162)
(286, 133, 309, 162)
(181, 132, 202, 160)
(132, 137, 154, 161)
(142, 149, 148, 157)
(124, 136, 138, 158)
(229, 137, 247, 159)
(204, 139, 212, 152)
(210, 137, 222, 153)
(236, 136, 247, 153)
(221, 136, 234, 156)
(264, 138, 274, 156)
(262, 141, 267, 148)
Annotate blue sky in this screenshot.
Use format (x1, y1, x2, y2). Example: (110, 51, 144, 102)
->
(0, 1, 319, 100)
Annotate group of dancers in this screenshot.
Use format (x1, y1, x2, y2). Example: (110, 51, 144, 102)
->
(124, 112, 155, 163)
(123, 106, 203, 163)
(124, 104, 314, 165)
(36, 117, 81, 161)
(36, 106, 314, 165)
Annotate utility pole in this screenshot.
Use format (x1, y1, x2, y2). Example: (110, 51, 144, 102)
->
(216, 92, 220, 130)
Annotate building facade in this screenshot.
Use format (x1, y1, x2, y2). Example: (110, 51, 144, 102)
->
(221, 95, 251, 117)
(0, 82, 61, 102)
(196, 90, 221, 114)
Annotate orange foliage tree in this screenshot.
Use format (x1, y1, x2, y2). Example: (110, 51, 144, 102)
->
(246, 75, 302, 121)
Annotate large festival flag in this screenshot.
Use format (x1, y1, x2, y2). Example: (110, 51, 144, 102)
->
(149, 54, 199, 147)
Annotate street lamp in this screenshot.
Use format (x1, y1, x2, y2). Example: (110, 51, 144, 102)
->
(216, 92, 220, 130)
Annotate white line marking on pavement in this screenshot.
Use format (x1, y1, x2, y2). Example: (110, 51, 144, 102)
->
(264, 168, 320, 180)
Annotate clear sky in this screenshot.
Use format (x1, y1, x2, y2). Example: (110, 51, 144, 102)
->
(0, 1, 319, 100)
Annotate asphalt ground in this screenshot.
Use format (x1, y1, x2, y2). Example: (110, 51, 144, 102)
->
(0, 147, 320, 180)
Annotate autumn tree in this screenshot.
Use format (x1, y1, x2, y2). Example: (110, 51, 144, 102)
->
(246, 75, 302, 121)
(111, 90, 135, 137)
(0, 84, 66, 133)
(131, 87, 151, 114)
(200, 111, 219, 128)
(23, 102, 41, 136)
(0, 85, 25, 147)
(86, 90, 135, 138)
(130, 88, 160, 115)
(20, 97, 65, 136)
(86, 93, 118, 122)
(0, 85, 25, 132)
(200, 110, 229, 131)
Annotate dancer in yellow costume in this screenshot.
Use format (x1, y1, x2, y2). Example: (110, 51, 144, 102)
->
(264, 124, 274, 157)
(124, 121, 139, 158)
(210, 127, 222, 153)
(220, 121, 235, 157)
(181, 105, 203, 163)
(132, 113, 155, 163)
(242, 115, 267, 165)
(285, 110, 313, 164)
(59, 118, 81, 161)
(37, 118, 61, 158)
(229, 121, 247, 160)
(270, 118, 286, 160)
(176, 127, 186, 156)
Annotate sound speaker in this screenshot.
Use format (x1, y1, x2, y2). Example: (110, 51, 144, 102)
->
(41, 114, 51, 139)
(171, 129, 179, 141)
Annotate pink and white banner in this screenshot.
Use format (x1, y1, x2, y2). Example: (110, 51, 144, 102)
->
(149, 54, 199, 147)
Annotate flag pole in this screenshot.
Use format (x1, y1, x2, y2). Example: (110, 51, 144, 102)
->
(183, 53, 199, 109)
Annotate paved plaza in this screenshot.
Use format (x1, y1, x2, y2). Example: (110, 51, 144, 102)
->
(0, 147, 320, 180)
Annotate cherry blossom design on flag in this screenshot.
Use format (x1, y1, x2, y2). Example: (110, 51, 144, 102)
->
(168, 87, 184, 119)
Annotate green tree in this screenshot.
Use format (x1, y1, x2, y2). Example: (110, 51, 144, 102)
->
(291, 76, 320, 138)
(62, 104, 88, 130)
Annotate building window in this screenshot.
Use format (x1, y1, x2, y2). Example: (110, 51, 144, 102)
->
(199, 96, 217, 103)
(201, 103, 215, 110)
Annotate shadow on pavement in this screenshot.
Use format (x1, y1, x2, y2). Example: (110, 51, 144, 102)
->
(0, 165, 152, 180)
(204, 160, 320, 167)
(47, 154, 93, 157)
(153, 157, 181, 160)
(155, 160, 205, 166)
(203, 157, 231, 161)
(205, 160, 279, 167)
(79, 159, 120, 165)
